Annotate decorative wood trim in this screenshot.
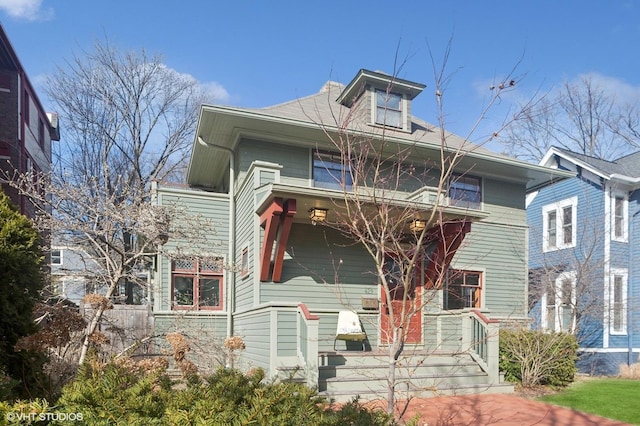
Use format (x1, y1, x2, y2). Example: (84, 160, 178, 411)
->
(471, 309, 499, 324)
(259, 197, 283, 281)
(272, 199, 296, 282)
(298, 303, 319, 320)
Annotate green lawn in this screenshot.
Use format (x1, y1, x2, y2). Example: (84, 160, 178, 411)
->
(539, 378, 640, 425)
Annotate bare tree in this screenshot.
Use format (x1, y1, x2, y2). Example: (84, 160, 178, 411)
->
(8, 172, 218, 365)
(4, 40, 220, 366)
(313, 45, 528, 414)
(500, 75, 638, 162)
(45, 38, 213, 189)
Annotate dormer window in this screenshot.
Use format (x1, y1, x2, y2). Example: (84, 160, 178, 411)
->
(336, 69, 425, 132)
(375, 89, 403, 128)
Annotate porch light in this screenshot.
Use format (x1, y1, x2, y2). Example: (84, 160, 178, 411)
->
(409, 219, 427, 233)
(309, 207, 328, 225)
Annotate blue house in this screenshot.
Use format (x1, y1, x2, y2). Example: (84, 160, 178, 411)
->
(527, 146, 640, 375)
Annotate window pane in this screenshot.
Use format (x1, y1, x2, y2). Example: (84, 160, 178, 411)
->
(562, 206, 573, 245)
(174, 259, 195, 271)
(51, 250, 62, 265)
(200, 258, 223, 272)
(174, 276, 194, 306)
(449, 175, 481, 208)
(445, 271, 481, 310)
(547, 211, 557, 247)
(612, 275, 623, 331)
(446, 281, 464, 310)
(561, 278, 572, 305)
(375, 91, 402, 127)
(313, 152, 353, 189)
(614, 197, 624, 238)
(200, 278, 221, 307)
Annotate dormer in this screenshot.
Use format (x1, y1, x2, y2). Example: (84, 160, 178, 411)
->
(336, 69, 425, 132)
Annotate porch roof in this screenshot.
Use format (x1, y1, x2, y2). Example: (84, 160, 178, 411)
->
(254, 182, 489, 225)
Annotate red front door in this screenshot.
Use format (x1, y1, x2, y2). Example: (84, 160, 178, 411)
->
(380, 256, 422, 344)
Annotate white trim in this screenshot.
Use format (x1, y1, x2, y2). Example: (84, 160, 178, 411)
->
(603, 187, 611, 347)
(541, 271, 576, 332)
(609, 190, 629, 242)
(578, 347, 639, 353)
(542, 196, 577, 252)
(609, 268, 628, 335)
(50, 248, 63, 266)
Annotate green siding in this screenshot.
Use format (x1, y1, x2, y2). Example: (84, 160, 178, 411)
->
(234, 310, 271, 371)
(237, 138, 309, 182)
(260, 223, 377, 310)
(452, 221, 527, 318)
(277, 311, 297, 356)
(154, 313, 227, 372)
(482, 178, 526, 225)
(234, 175, 255, 311)
(155, 188, 229, 312)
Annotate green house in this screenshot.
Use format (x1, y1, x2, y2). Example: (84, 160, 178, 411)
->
(151, 69, 569, 399)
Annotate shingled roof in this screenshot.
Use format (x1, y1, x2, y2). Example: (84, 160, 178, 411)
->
(552, 146, 640, 178)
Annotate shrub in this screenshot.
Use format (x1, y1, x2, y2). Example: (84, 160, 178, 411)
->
(52, 358, 395, 425)
(499, 328, 578, 387)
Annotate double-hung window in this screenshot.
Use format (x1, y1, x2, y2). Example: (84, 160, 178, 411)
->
(375, 89, 403, 128)
(610, 269, 627, 334)
(313, 150, 352, 190)
(449, 174, 482, 209)
(542, 272, 576, 332)
(172, 257, 224, 310)
(444, 270, 482, 310)
(51, 249, 62, 265)
(611, 193, 628, 242)
(542, 197, 577, 251)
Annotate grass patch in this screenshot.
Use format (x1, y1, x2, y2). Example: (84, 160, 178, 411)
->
(539, 378, 640, 425)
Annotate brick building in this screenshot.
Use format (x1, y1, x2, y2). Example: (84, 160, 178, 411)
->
(0, 23, 59, 218)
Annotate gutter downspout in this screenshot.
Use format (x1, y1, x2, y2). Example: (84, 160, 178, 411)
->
(198, 137, 235, 338)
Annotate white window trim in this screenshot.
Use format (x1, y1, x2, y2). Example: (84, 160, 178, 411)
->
(609, 268, 628, 335)
(610, 191, 628, 242)
(542, 196, 577, 252)
(541, 271, 576, 332)
(371, 89, 407, 130)
(51, 248, 63, 265)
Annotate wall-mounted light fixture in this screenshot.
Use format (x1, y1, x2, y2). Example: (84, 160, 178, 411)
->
(409, 219, 427, 233)
(309, 207, 328, 225)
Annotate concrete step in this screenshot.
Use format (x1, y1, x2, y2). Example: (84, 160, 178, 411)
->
(319, 362, 482, 381)
(319, 381, 515, 403)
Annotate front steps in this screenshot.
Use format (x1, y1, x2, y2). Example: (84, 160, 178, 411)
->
(316, 350, 513, 402)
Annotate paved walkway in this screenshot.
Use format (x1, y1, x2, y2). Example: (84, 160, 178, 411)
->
(387, 394, 631, 426)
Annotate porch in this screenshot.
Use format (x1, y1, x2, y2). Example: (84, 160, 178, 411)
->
(269, 304, 512, 402)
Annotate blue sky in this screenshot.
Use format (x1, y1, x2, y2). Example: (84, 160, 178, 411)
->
(1, 0, 640, 151)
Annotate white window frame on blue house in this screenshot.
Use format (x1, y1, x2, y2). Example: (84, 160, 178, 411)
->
(541, 271, 576, 332)
(542, 196, 577, 252)
(51, 248, 63, 265)
(610, 191, 628, 242)
(608, 268, 627, 335)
